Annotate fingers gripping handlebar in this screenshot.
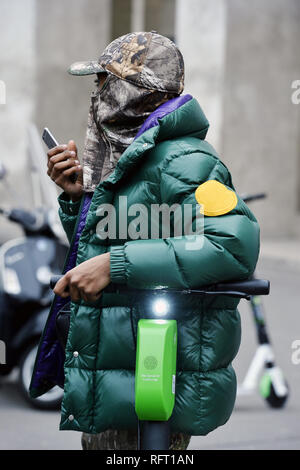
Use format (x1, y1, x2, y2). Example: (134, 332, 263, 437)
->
(50, 275, 63, 290)
(50, 275, 270, 300)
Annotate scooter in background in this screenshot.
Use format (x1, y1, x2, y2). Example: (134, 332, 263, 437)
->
(237, 293, 289, 408)
(0, 161, 68, 409)
(237, 193, 289, 408)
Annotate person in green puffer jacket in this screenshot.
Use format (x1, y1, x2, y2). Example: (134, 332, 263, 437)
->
(29, 32, 260, 450)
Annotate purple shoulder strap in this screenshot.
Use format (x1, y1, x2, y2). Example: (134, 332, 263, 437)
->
(31, 193, 93, 390)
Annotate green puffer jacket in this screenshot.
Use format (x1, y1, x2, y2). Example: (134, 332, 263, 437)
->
(30, 94, 260, 435)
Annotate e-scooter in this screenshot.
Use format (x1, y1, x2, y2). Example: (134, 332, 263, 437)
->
(50, 276, 270, 450)
(237, 193, 289, 408)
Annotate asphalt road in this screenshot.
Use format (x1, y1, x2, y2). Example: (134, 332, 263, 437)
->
(0, 256, 299, 450)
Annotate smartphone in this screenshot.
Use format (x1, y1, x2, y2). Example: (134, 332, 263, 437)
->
(42, 127, 59, 149)
(42, 127, 77, 183)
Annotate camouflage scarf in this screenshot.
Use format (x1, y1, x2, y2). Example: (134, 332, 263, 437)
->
(82, 74, 176, 192)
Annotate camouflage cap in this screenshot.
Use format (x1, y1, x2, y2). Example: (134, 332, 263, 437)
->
(68, 31, 184, 94)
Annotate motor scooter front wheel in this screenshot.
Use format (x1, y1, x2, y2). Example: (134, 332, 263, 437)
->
(18, 342, 63, 410)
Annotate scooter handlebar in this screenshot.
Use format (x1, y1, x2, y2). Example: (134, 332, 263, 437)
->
(50, 275, 62, 290)
(209, 279, 270, 296)
(241, 192, 267, 203)
(50, 276, 269, 298)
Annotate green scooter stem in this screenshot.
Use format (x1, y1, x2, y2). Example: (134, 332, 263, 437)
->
(140, 421, 170, 450)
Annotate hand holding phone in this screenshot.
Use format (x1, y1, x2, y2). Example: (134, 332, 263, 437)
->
(43, 128, 79, 185)
(43, 128, 83, 201)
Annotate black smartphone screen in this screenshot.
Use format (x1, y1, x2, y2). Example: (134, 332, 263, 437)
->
(42, 128, 59, 149)
(42, 128, 77, 184)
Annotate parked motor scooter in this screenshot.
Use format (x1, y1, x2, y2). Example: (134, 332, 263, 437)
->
(0, 162, 68, 409)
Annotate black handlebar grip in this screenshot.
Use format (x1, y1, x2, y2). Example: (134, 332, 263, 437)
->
(9, 208, 37, 226)
(50, 275, 63, 290)
(117, 279, 270, 298)
(242, 193, 267, 203)
(213, 279, 270, 296)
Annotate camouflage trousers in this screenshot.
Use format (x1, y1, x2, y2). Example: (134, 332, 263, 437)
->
(81, 430, 191, 450)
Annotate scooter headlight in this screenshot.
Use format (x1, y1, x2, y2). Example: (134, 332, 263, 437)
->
(152, 298, 169, 316)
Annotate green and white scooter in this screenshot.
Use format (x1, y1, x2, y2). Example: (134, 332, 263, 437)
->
(237, 292, 289, 408)
(238, 193, 289, 409)
(51, 276, 270, 450)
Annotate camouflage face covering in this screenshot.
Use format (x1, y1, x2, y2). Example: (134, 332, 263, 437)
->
(82, 74, 176, 192)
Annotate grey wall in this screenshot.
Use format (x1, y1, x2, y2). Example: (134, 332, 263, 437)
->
(221, 0, 300, 238)
(0, 0, 112, 242)
(177, 0, 300, 239)
(1, 0, 300, 241)
(0, 0, 36, 240)
(35, 0, 111, 161)
(145, 0, 175, 39)
(176, 0, 226, 152)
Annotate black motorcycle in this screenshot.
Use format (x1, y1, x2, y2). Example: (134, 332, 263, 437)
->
(0, 163, 68, 409)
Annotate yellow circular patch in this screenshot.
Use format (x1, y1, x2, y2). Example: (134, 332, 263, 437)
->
(195, 180, 238, 216)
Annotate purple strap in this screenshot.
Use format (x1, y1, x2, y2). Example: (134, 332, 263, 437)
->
(135, 94, 192, 140)
(31, 193, 92, 390)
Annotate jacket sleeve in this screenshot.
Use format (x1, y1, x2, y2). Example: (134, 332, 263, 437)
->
(109, 153, 260, 289)
(58, 192, 82, 244)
